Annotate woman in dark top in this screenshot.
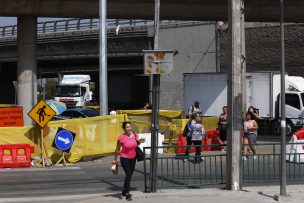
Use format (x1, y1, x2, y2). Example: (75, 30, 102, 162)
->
(218, 106, 228, 152)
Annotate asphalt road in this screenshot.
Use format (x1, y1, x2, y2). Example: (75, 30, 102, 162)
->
(0, 156, 145, 199)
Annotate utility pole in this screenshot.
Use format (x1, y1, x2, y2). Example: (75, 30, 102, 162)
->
(226, 0, 243, 190)
(280, 0, 287, 196)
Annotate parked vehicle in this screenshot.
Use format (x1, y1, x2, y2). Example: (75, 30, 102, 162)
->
(54, 75, 93, 108)
(183, 72, 304, 136)
(58, 108, 99, 119)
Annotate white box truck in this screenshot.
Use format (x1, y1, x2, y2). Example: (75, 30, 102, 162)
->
(54, 75, 93, 108)
(184, 72, 304, 136)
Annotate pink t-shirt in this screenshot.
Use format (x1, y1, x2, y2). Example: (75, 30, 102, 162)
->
(118, 132, 138, 159)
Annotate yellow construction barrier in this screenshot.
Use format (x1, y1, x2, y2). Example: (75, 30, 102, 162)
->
(117, 110, 182, 135)
(0, 110, 218, 162)
(0, 114, 126, 163)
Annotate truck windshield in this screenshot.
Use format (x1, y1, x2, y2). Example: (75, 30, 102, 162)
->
(55, 86, 86, 97)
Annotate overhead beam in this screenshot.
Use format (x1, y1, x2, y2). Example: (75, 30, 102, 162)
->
(0, 0, 304, 22)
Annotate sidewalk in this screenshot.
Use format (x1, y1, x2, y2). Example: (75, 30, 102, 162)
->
(76, 184, 303, 203)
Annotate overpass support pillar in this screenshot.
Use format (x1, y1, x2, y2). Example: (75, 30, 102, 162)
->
(17, 16, 37, 126)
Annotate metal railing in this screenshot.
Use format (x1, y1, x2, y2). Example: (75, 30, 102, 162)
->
(143, 143, 304, 191)
(0, 18, 153, 37)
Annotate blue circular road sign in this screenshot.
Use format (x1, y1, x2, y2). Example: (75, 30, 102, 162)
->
(54, 129, 74, 152)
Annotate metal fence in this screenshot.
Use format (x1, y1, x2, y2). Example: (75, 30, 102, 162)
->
(143, 143, 304, 192)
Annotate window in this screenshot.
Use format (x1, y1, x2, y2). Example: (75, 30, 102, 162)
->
(301, 93, 304, 107)
(286, 94, 300, 110)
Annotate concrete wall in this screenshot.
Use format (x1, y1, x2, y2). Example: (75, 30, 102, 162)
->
(220, 23, 304, 77)
(158, 22, 217, 110)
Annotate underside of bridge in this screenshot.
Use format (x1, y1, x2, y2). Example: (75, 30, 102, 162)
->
(0, 0, 304, 22)
(0, 55, 149, 109)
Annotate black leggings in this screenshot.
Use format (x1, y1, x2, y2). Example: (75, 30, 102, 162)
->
(185, 138, 202, 157)
(120, 157, 136, 193)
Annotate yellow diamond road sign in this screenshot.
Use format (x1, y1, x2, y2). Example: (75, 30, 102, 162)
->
(28, 100, 56, 128)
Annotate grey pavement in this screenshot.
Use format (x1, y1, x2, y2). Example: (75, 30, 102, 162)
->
(75, 185, 303, 203)
(1, 184, 303, 203)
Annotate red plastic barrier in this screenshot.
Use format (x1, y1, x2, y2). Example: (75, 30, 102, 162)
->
(0, 144, 34, 168)
(175, 130, 223, 153)
(294, 128, 304, 140)
(175, 133, 196, 154)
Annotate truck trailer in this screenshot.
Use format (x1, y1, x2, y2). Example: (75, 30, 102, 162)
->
(184, 72, 304, 136)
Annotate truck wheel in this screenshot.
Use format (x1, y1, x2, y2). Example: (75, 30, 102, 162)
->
(286, 121, 294, 137)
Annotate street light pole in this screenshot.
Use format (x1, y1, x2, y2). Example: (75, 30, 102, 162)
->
(280, 0, 287, 196)
(99, 0, 108, 115)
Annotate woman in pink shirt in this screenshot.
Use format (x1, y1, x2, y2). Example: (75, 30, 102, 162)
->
(112, 121, 140, 201)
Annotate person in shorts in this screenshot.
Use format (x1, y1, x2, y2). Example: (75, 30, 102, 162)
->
(242, 112, 258, 161)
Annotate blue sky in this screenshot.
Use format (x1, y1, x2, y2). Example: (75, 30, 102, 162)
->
(0, 17, 67, 26)
(0, 17, 16, 26)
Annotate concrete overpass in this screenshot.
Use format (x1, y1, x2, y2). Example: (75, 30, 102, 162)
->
(0, 0, 304, 22)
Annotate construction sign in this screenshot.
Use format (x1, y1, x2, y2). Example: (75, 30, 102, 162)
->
(0, 107, 23, 127)
(28, 100, 56, 128)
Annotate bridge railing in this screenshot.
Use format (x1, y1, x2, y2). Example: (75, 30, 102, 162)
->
(0, 18, 152, 37)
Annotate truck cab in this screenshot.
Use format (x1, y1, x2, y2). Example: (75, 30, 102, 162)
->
(278, 91, 304, 136)
(54, 75, 92, 108)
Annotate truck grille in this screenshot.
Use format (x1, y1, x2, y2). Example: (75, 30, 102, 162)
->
(62, 101, 78, 108)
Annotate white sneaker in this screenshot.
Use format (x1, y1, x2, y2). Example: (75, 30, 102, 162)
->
(253, 155, 257, 160)
(242, 156, 247, 161)
(183, 158, 188, 162)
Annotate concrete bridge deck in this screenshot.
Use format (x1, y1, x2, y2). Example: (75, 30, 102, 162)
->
(0, 0, 304, 22)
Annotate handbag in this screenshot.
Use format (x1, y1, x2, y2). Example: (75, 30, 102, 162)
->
(134, 132, 144, 162)
(111, 163, 118, 174)
(136, 146, 144, 162)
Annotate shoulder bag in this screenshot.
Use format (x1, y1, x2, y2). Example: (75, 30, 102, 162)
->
(134, 132, 144, 162)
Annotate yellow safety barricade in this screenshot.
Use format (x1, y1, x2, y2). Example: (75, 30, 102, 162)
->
(0, 114, 126, 163)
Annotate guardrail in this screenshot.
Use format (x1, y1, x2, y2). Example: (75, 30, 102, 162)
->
(143, 143, 304, 192)
(0, 18, 152, 37)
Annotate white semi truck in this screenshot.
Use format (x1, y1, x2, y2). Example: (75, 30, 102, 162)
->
(54, 75, 93, 108)
(184, 72, 304, 136)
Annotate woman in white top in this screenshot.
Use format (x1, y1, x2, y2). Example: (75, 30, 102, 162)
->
(243, 112, 258, 160)
(190, 114, 206, 163)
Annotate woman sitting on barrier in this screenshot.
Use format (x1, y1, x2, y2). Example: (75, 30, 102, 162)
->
(112, 121, 140, 201)
(243, 112, 259, 161)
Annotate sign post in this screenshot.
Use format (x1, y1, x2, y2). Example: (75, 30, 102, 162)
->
(52, 127, 76, 166)
(28, 100, 56, 167)
(143, 50, 174, 192)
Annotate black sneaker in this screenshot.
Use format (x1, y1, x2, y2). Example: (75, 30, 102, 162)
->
(126, 193, 132, 201)
(122, 191, 132, 197)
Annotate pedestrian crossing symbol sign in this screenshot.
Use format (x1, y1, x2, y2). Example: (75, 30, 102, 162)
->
(28, 100, 56, 128)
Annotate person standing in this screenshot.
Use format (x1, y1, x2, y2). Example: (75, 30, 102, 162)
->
(247, 106, 261, 121)
(183, 114, 195, 162)
(112, 121, 139, 201)
(243, 112, 259, 161)
(184, 113, 205, 163)
(187, 100, 202, 118)
(217, 106, 228, 152)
